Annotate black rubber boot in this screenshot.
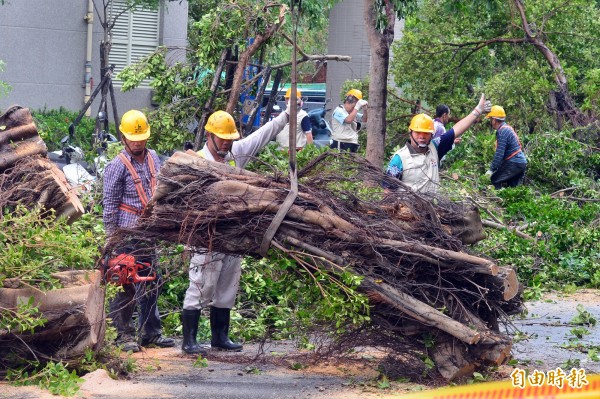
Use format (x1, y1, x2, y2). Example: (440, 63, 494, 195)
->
(181, 309, 207, 355)
(210, 307, 243, 351)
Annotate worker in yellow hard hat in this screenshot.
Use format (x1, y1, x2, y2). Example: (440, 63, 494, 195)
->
(385, 95, 492, 194)
(276, 88, 313, 149)
(182, 106, 292, 355)
(330, 89, 368, 152)
(103, 109, 174, 352)
(484, 106, 527, 188)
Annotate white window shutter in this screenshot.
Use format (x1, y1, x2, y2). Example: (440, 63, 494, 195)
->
(108, 0, 160, 87)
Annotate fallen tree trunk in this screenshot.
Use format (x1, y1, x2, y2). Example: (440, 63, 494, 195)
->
(0, 157, 84, 222)
(0, 136, 48, 171)
(0, 270, 105, 369)
(110, 151, 519, 380)
(0, 106, 84, 222)
(0, 123, 38, 146)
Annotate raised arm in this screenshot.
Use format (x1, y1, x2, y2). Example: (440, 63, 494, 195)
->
(452, 94, 491, 138)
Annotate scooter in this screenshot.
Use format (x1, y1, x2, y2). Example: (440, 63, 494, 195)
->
(307, 100, 332, 148)
(48, 135, 96, 190)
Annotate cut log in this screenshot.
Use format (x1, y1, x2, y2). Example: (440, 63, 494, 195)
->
(431, 338, 477, 381)
(499, 266, 519, 301)
(0, 157, 84, 222)
(0, 123, 38, 145)
(364, 279, 481, 345)
(0, 270, 105, 367)
(0, 105, 34, 130)
(0, 138, 48, 171)
(433, 340, 478, 381)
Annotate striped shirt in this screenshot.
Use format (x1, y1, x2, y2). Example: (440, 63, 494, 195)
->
(490, 123, 527, 172)
(102, 149, 161, 234)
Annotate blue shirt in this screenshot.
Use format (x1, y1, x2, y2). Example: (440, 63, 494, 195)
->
(386, 128, 456, 179)
(490, 123, 527, 171)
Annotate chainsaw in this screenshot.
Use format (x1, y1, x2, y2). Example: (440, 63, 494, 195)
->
(100, 253, 157, 285)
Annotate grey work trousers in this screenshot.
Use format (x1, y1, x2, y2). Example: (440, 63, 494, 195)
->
(183, 252, 242, 310)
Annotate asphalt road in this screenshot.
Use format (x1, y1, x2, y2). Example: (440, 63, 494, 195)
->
(2, 289, 599, 399)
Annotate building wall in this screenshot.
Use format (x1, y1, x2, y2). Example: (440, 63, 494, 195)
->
(326, 0, 405, 106)
(326, 0, 371, 106)
(0, 0, 188, 118)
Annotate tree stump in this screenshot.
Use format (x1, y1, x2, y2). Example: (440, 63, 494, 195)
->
(0, 270, 105, 369)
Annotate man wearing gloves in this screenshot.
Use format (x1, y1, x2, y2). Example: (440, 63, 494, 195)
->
(276, 88, 313, 150)
(484, 106, 527, 189)
(181, 108, 291, 355)
(330, 89, 368, 152)
(385, 94, 491, 194)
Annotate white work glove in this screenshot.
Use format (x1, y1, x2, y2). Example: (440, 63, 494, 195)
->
(471, 94, 491, 117)
(483, 100, 492, 114)
(354, 99, 368, 111)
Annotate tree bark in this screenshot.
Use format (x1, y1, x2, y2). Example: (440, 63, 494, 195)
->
(225, 6, 286, 114)
(0, 270, 105, 367)
(513, 0, 587, 127)
(364, 0, 396, 167)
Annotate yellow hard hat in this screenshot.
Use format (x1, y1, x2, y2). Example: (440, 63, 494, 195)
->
(285, 88, 302, 99)
(205, 110, 240, 140)
(409, 113, 435, 133)
(120, 110, 150, 141)
(345, 89, 363, 100)
(485, 105, 506, 120)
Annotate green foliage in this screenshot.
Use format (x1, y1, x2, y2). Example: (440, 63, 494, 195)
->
(470, 186, 600, 289)
(570, 304, 598, 327)
(437, 122, 599, 291)
(391, 0, 600, 132)
(0, 207, 103, 287)
(193, 356, 208, 368)
(569, 326, 590, 339)
(236, 254, 369, 342)
(7, 361, 84, 396)
(524, 132, 600, 191)
(0, 297, 47, 334)
(248, 142, 330, 173)
(33, 108, 99, 153)
(0, 59, 11, 98)
(581, 68, 600, 113)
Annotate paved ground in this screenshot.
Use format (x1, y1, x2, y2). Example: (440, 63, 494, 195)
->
(1, 289, 599, 399)
(511, 289, 600, 374)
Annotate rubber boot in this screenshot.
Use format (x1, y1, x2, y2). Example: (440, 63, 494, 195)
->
(181, 309, 207, 355)
(210, 307, 243, 351)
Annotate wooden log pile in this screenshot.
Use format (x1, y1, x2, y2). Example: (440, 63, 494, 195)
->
(109, 151, 522, 380)
(0, 270, 105, 369)
(0, 105, 84, 221)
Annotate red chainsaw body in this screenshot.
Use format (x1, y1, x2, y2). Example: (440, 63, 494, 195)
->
(102, 253, 156, 285)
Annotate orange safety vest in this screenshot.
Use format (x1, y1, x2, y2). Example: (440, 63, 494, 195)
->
(117, 152, 157, 216)
(494, 125, 523, 161)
